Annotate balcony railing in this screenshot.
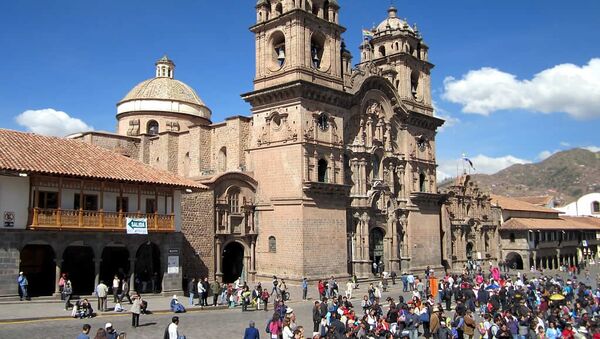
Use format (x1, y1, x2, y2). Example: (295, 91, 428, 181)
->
(29, 208, 175, 232)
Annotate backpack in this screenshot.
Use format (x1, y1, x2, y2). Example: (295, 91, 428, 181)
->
(265, 319, 272, 334)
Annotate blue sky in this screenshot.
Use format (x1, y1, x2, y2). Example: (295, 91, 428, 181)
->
(1, 1, 599, 179)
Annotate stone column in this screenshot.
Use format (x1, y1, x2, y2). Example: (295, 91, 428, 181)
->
(53, 258, 62, 297)
(94, 258, 101, 289)
(215, 239, 223, 281)
(250, 240, 256, 281)
(129, 257, 136, 290)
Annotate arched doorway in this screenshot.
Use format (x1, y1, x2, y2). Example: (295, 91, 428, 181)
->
(466, 242, 474, 260)
(135, 242, 161, 293)
(63, 246, 95, 295)
(20, 244, 55, 297)
(222, 242, 244, 283)
(369, 228, 385, 275)
(505, 252, 524, 270)
(100, 246, 130, 286)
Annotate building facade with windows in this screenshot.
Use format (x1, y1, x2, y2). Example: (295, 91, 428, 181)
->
(72, 1, 446, 283)
(0, 129, 201, 297)
(440, 175, 501, 271)
(491, 194, 600, 270)
(555, 193, 600, 218)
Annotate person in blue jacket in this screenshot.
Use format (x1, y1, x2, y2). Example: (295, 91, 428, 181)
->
(243, 320, 260, 339)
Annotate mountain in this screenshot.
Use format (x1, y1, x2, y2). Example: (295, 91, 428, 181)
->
(439, 148, 600, 206)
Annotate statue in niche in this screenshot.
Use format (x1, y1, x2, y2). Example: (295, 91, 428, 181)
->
(366, 101, 383, 117)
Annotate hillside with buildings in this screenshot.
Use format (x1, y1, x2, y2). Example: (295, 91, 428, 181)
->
(440, 148, 600, 206)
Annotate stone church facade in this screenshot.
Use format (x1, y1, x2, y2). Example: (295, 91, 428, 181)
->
(76, 1, 446, 282)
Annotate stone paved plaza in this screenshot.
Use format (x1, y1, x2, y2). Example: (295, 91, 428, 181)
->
(0, 267, 598, 338)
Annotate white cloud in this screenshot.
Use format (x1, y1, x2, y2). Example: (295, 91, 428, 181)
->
(560, 141, 571, 147)
(537, 149, 563, 160)
(432, 100, 460, 132)
(437, 154, 531, 180)
(442, 58, 600, 119)
(15, 108, 93, 137)
(583, 145, 600, 152)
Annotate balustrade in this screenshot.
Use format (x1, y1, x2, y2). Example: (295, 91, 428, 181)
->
(29, 208, 174, 232)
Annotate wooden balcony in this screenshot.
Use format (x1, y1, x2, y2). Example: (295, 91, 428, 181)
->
(28, 208, 175, 232)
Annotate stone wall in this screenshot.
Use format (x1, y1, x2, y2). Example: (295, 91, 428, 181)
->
(181, 190, 215, 280)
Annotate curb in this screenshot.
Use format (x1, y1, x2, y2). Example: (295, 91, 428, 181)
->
(0, 304, 231, 324)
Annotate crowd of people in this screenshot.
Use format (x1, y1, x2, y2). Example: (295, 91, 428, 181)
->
(287, 266, 600, 339)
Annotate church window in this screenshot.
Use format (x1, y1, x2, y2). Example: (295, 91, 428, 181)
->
(218, 147, 227, 172)
(318, 159, 328, 183)
(419, 172, 426, 192)
(228, 189, 240, 214)
(379, 46, 386, 57)
(147, 120, 159, 135)
(268, 236, 277, 253)
(312, 3, 319, 16)
(275, 2, 283, 16)
(592, 201, 600, 213)
(323, 0, 329, 20)
(372, 154, 381, 180)
(271, 113, 282, 128)
(317, 113, 329, 131)
(410, 70, 419, 99)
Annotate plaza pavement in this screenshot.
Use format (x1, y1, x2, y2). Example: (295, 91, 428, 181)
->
(0, 268, 597, 338)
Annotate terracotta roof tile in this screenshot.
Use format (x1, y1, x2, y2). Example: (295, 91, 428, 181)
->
(502, 216, 600, 230)
(0, 129, 205, 189)
(490, 194, 558, 214)
(512, 195, 554, 206)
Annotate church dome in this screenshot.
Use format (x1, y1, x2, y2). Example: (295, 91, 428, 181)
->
(375, 6, 414, 35)
(117, 56, 211, 121)
(121, 77, 206, 108)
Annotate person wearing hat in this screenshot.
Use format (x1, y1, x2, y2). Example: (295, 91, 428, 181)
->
(170, 295, 186, 313)
(17, 272, 29, 301)
(105, 322, 118, 339)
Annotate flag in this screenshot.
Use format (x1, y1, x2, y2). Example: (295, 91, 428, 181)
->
(463, 157, 475, 170)
(362, 29, 374, 38)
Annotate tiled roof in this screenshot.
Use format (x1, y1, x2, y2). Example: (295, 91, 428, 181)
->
(512, 195, 554, 206)
(0, 129, 205, 189)
(502, 216, 600, 230)
(490, 194, 558, 214)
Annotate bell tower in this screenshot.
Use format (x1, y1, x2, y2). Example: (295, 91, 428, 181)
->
(243, 0, 352, 281)
(252, 0, 345, 91)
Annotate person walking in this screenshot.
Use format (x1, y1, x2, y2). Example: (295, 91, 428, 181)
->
(64, 278, 73, 310)
(130, 293, 142, 328)
(17, 272, 29, 301)
(301, 277, 308, 300)
(243, 320, 260, 339)
(96, 280, 109, 312)
(58, 273, 67, 300)
(165, 316, 182, 339)
(120, 279, 132, 304)
(112, 275, 120, 303)
(77, 324, 92, 339)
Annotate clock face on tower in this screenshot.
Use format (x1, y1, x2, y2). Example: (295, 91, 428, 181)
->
(418, 140, 426, 151)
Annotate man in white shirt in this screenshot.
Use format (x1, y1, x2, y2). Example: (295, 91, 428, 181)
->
(166, 316, 180, 339)
(96, 281, 109, 312)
